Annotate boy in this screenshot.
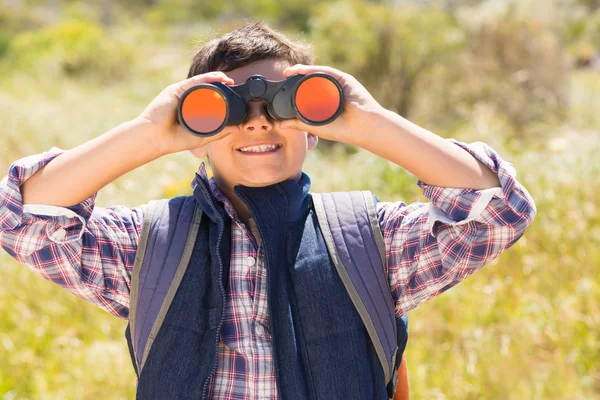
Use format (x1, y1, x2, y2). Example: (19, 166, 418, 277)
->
(0, 21, 536, 399)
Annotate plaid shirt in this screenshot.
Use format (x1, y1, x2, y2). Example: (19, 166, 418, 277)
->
(0, 139, 536, 399)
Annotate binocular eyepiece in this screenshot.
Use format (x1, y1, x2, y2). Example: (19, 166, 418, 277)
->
(177, 72, 344, 137)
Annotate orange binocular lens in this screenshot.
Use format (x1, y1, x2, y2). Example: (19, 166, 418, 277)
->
(294, 76, 342, 123)
(180, 88, 227, 134)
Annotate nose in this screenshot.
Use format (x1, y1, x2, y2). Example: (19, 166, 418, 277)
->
(242, 99, 274, 132)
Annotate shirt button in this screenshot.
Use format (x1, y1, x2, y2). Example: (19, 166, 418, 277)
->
(245, 256, 256, 267)
(254, 324, 265, 337)
(49, 227, 66, 242)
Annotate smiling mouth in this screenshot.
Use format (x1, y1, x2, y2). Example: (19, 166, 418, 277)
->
(237, 144, 282, 154)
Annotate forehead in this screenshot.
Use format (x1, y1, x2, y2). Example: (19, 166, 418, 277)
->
(225, 58, 291, 83)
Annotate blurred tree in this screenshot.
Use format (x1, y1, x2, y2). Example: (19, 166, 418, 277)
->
(310, 1, 464, 118)
(5, 19, 136, 80)
(0, 6, 46, 32)
(147, 0, 226, 23)
(143, 0, 336, 31)
(465, 10, 569, 138)
(0, 32, 11, 58)
(578, 0, 600, 11)
(232, 0, 324, 32)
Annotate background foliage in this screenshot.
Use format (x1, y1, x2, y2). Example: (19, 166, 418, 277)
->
(0, 0, 598, 399)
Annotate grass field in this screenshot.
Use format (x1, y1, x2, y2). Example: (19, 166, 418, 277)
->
(0, 34, 599, 400)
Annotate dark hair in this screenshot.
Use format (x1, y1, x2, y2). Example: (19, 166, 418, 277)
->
(187, 20, 315, 78)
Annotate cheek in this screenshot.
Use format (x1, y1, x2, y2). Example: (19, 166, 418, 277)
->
(287, 131, 309, 148)
(285, 140, 309, 167)
(206, 140, 232, 159)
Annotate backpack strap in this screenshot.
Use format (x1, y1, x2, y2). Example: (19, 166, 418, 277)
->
(312, 191, 398, 385)
(127, 197, 203, 375)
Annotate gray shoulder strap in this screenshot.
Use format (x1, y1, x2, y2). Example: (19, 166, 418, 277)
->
(129, 198, 203, 373)
(312, 191, 397, 384)
(129, 199, 164, 336)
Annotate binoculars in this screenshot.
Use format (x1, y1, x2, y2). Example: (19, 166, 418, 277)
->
(177, 72, 344, 136)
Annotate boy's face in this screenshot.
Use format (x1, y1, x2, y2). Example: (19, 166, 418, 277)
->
(190, 58, 318, 190)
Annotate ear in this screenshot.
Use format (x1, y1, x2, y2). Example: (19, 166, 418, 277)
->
(189, 146, 208, 158)
(307, 133, 318, 150)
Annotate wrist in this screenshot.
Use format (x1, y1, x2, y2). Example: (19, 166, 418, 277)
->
(130, 117, 172, 157)
(348, 106, 390, 148)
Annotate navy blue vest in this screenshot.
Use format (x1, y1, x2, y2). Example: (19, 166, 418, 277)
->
(126, 173, 407, 399)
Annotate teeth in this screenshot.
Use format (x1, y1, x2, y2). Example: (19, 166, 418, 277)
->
(239, 144, 280, 153)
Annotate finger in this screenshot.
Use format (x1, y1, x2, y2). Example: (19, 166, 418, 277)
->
(282, 64, 345, 80)
(174, 72, 235, 97)
(187, 71, 235, 87)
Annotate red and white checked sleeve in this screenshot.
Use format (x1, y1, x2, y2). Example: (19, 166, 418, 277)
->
(0, 147, 146, 320)
(377, 139, 537, 316)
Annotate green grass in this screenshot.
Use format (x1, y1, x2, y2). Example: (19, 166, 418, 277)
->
(0, 28, 599, 400)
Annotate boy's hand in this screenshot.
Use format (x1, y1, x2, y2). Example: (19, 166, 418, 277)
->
(280, 64, 384, 145)
(137, 72, 242, 155)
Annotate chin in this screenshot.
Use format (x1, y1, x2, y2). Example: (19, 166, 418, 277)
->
(241, 169, 297, 187)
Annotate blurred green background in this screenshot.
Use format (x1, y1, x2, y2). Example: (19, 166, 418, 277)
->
(0, 0, 598, 399)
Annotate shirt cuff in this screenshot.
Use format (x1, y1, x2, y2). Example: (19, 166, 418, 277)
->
(23, 204, 87, 243)
(0, 147, 97, 243)
(417, 139, 516, 236)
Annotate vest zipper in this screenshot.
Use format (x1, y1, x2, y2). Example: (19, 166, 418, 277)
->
(234, 188, 285, 399)
(265, 254, 282, 398)
(201, 212, 227, 400)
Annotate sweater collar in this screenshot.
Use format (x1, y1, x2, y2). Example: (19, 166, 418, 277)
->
(191, 162, 312, 224)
